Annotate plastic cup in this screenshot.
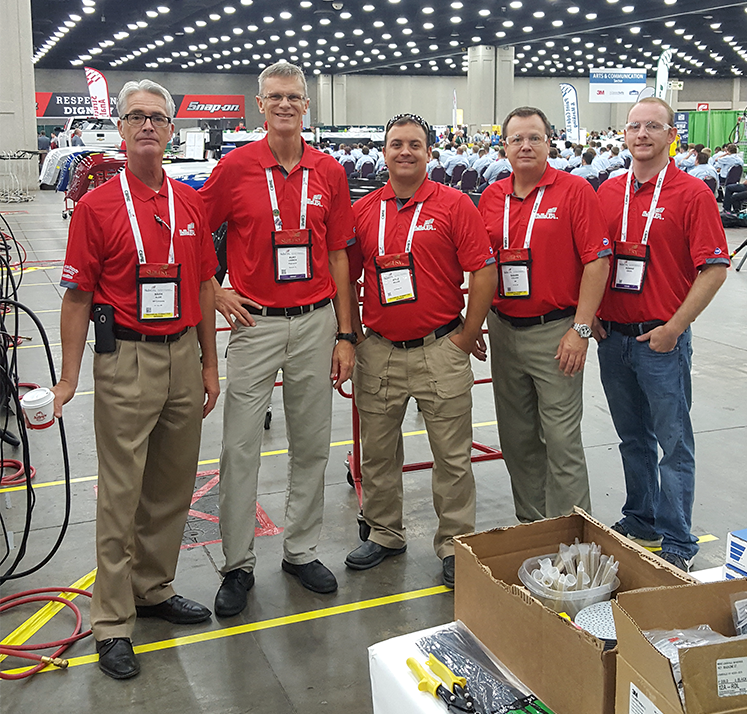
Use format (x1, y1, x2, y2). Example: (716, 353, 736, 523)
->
(20, 388, 55, 430)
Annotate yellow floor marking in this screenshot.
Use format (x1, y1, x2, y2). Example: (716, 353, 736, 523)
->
(0, 570, 97, 664)
(2, 584, 448, 676)
(642, 533, 719, 552)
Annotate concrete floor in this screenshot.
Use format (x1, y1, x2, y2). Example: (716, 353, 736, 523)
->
(1, 189, 747, 713)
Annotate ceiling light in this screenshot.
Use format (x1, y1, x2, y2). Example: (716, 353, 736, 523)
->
(622, 5, 634, 12)
(224, 6, 236, 13)
(146, 10, 158, 17)
(195, 20, 206, 26)
(630, 27, 641, 34)
(552, 20, 563, 27)
(423, 22, 434, 29)
(363, 4, 374, 10)
(209, 13, 221, 20)
(280, 11, 292, 19)
(241, 0, 253, 4)
(450, 16, 461, 23)
(503, 20, 514, 27)
(82, 7, 95, 13)
(567, 6, 580, 14)
(586, 13, 597, 19)
(509, 1, 522, 8)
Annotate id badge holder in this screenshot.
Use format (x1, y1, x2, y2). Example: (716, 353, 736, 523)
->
(611, 241, 649, 293)
(272, 229, 313, 282)
(498, 248, 532, 299)
(375, 252, 418, 306)
(136, 263, 182, 321)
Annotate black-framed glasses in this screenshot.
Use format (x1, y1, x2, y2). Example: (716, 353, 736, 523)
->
(386, 113, 430, 135)
(122, 113, 171, 128)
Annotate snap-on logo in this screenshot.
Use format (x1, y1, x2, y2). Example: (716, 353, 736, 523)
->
(414, 218, 436, 231)
(535, 207, 558, 220)
(642, 207, 665, 220)
(179, 222, 196, 237)
(186, 101, 240, 113)
(62, 264, 79, 280)
(306, 194, 323, 207)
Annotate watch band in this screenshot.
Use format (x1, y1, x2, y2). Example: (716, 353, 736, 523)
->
(572, 323, 592, 339)
(336, 332, 358, 344)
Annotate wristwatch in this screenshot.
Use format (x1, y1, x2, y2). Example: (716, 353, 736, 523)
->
(336, 332, 358, 345)
(572, 323, 593, 339)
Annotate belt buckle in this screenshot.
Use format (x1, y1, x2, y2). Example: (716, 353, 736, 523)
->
(285, 306, 302, 317)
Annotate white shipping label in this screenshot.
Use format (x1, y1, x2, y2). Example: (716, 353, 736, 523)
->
(629, 683, 664, 714)
(717, 657, 747, 698)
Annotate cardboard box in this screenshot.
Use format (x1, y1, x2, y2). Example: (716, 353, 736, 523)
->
(613, 580, 747, 714)
(727, 528, 747, 571)
(454, 509, 694, 714)
(725, 563, 747, 581)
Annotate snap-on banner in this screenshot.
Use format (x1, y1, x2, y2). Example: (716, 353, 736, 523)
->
(36, 92, 245, 119)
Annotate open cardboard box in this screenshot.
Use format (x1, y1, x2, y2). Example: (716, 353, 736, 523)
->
(613, 580, 747, 714)
(454, 508, 695, 714)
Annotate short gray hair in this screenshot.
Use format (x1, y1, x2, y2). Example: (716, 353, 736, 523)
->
(117, 79, 176, 119)
(258, 61, 308, 98)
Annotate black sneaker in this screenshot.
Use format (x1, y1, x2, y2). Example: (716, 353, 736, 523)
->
(659, 551, 690, 572)
(442, 556, 455, 589)
(610, 520, 662, 547)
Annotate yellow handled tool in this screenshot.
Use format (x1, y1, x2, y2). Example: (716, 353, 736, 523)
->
(427, 653, 467, 691)
(407, 656, 441, 697)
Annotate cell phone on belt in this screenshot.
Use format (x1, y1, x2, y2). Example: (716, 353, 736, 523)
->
(93, 304, 116, 353)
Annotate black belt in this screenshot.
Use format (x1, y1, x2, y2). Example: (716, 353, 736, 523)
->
(492, 306, 575, 328)
(603, 319, 666, 337)
(243, 297, 331, 318)
(384, 317, 462, 349)
(114, 325, 191, 343)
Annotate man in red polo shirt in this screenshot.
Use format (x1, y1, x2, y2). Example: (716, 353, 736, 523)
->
(52, 79, 219, 679)
(479, 106, 610, 524)
(594, 97, 728, 572)
(199, 61, 355, 615)
(344, 114, 497, 588)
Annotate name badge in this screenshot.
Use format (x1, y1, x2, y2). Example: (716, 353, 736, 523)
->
(136, 263, 181, 321)
(272, 229, 313, 282)
(498, 247, 532, 299)
(375, 253, 418, 306)
(611, 241, 649, 293)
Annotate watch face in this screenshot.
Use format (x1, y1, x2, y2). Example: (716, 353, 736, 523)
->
(574, 323, 592, 338)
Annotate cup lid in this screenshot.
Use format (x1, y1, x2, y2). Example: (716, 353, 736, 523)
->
(21, 388, 54, 409)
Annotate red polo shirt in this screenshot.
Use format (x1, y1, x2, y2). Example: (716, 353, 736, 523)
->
(597, 160, 729, 323)
(198, 136, 353, 308)
(479, 165, 610, 317)
(61, 166, 218, 335)
(348, 179, 495, 342)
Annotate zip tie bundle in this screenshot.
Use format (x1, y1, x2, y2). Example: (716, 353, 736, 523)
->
(532, 540, 619, 593)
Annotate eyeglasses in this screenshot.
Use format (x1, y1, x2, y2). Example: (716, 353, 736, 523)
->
(625, 121, 672, 133)
(386, 113, 431, 135)
(506, 134, 548, 146)
(260, 93, 307, 104)
(122, 113, 171, 128)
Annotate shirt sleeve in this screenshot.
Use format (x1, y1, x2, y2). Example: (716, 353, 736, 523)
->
(570, 179, 612, 263)
(197, 155, 235, 233)
(324, 162, 355, 251)
(452, 192, 495, 272)
(192, 192, 220, 281)
(60, 198, 103, 291)
(683, 183, 730, 268)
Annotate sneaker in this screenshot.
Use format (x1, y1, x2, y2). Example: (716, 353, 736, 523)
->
(610, 520, 662, 548)
(659, 551, 690, 572)
(442, 556, 455, 589)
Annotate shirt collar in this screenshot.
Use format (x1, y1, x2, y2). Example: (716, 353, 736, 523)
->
(381, 176, 436, 203)
(633, 158, 676, 192)
(508, 163, 557, 198)
(124, 165, 169, 202)
(258, 134, 310, 172)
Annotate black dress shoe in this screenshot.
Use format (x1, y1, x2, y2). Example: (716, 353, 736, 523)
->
(442, 555, 455, 589)
(214, 569, 255, 618)
(135, 595, 211, 624)
(345, 540, 407, 570)
(281, 559, 338, 594)
(96, 638, 140, 680)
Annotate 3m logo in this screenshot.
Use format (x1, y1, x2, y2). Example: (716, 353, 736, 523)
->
(414, 218, 436, 231)
(186, 101, 240, 113)
(535, 207, 559, 220)
(306, 194, 323, 207)
(179, 222, 196, 236)
(642, 207, 665, 220)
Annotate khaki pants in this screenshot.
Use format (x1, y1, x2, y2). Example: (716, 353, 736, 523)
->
(91, 329, 203, 640)
(353, 329, 476, 559)
(218, 304, 336, 573)
(488, 311, 591, 522)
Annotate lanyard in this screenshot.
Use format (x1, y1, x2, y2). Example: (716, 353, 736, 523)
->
(620, 163, 668, 245)
(265, 167, 309, 231)
(502, 186, 546, 250)
(377, 200, 425, 256)
(120, 170, 175, 264)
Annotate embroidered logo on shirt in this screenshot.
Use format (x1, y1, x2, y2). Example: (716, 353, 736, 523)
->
(715, 247, 722, 255)
(307, 194, 324, 207)
(641, 207, 665, 220)
(535, 207, 559, 220)
(179, 222, 196, 237)
(414, 218, 436, 231)
(62, 264, 79, 281)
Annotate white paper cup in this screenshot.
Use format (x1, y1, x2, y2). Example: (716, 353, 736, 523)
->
(21, 388, 55, 430)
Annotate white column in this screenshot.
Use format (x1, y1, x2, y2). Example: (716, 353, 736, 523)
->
(333, 74, 347, 126)
(0, 0, 37, 195)
(495, 46, 515, 130)
(467, 45, 496, 135)
(315, 74, 333, 126)
(733, 78, 742, 110)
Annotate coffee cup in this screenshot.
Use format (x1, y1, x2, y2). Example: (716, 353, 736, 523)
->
(20, 387, 55, 430)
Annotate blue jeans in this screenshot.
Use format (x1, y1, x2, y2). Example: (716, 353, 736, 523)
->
(597, 328, 698, 559)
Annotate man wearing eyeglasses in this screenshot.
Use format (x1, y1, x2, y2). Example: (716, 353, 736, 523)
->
(199, 61, 355, 614)
(478, 106, 610, 524)
(594, 97, 729, 572)
(344, 114, 497, 589)
(52, 80, 220, 679)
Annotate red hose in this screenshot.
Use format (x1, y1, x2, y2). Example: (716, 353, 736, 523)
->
(0, 459, 36, 486)
(0, 587, 93, 680)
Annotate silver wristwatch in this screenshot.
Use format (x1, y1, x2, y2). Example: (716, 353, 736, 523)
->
(572, 323, 592, 339)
